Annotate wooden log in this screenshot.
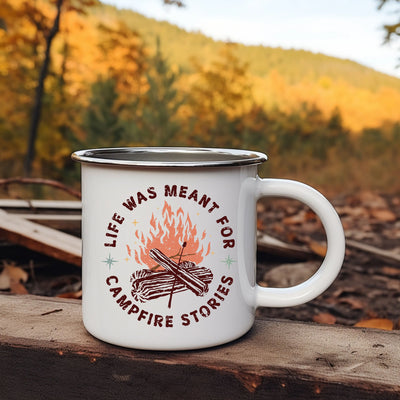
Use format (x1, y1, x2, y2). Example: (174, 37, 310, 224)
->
(0, 294, 399, 399)
(130, 262, 213, 303)
(346, 238, 400, 264)
(0, 210, 81, 266)
(257, 231, 314, 260)
(149, 248, 210, 296)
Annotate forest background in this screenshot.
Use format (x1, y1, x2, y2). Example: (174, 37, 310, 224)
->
(1, 0, 400, 197)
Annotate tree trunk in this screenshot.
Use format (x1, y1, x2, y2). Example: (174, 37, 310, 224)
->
(24, 0, 63, 177)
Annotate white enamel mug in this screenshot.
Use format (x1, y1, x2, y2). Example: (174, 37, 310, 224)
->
(72, 147, 345, 350)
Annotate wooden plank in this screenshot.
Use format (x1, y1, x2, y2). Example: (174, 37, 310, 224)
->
(12, 214, 82, 234)
(346, 238, 400, 264)
(3, 200, 399, 263)
(0, 200, 82, 234)
(0, 199, 81, 211)
(0, 210, 81, 266)
(0, 294, 399, 399)
(13, 214, 81, 221)
(257, 231, 314, 260)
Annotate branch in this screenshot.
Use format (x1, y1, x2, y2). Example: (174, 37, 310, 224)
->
(0, 177, 81, 200)
(163, 0, 185, 7)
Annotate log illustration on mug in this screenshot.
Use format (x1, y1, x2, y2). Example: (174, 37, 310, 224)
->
(130, 246, 213, 307)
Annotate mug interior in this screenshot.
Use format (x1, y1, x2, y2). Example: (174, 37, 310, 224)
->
(71, 147, 267, 168)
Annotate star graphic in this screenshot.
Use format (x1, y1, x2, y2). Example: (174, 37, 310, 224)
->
(132, 219, 139, 227)
(222, 255, 236, 268)
(102, 254, 118, 269)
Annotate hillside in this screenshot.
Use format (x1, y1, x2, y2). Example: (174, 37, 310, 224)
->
(96, 3, 400, 93)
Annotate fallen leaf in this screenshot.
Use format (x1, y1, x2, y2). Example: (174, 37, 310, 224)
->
(369, 209, 397, 222)
(309, 241, 327, 257)
(338, 297, 365, 310)
(256, 202, 266, 213)
(0, 269, 10, 290)
(336, 205, 369, 218)
(10, 281, 29, 295)
(313, 313, 336, 325)
(385, 278, 400, 291)
(57, 290, 82, 299)
(286, 231, 299, 243)
(257, 218, 265, 231)
(283, 211, 306, 225)
(0, 263, 29, 290)
(304, 210, 317, 222)
(354, 318, 393, 331)
(358, 192, 388, 209)
(383, 229, 400, 239)
(7, 265, 28, 283)
(382, 266, 400, 276)
(331, 287, 360, 298)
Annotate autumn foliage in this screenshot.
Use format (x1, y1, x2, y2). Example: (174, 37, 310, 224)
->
(1, 0, 400, 193)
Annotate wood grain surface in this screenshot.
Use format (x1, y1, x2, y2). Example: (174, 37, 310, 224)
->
(0, 294, 399, 399)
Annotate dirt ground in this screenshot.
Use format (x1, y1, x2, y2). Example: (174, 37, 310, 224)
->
(256, 191, 400, 329)
(1, 191, 399, 330)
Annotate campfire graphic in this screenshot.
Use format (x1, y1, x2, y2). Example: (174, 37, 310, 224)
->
(129, 202, 213, 308)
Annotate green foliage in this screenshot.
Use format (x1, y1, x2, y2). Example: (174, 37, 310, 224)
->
(82, 78, 126, 147)
(271, 104, 331, 159)
(184, 45, 254, 146)
(81, 40, 184, 147)
(133, 38, 184, 145)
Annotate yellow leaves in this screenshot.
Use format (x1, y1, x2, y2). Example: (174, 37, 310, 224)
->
(318, 76, 333, 89)
(1, 0, 400, 179)
(312, 313, 396, 331)
(57, 289, 82, 299)
(95, 21, 148, 97)
(354, 318, 394, 331)
(252, 68, 400, 133)
(190, 45, 253, 117)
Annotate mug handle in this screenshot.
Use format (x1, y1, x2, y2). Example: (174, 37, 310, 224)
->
(255, 178, 345, 307)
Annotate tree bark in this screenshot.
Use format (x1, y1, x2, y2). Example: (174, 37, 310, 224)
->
(24, 0, 63, 177)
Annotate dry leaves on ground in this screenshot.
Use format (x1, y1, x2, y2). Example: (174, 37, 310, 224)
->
(354, 318, 394, 331)
(257, 191, 400, 330)
(0, 262, 29, 294)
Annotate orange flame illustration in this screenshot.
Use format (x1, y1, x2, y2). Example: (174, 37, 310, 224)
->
(134, 201, 211, 270)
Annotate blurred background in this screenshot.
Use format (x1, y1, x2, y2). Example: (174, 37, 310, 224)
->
(1, 0, 400, 197)
(1, 0, 399, 327)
